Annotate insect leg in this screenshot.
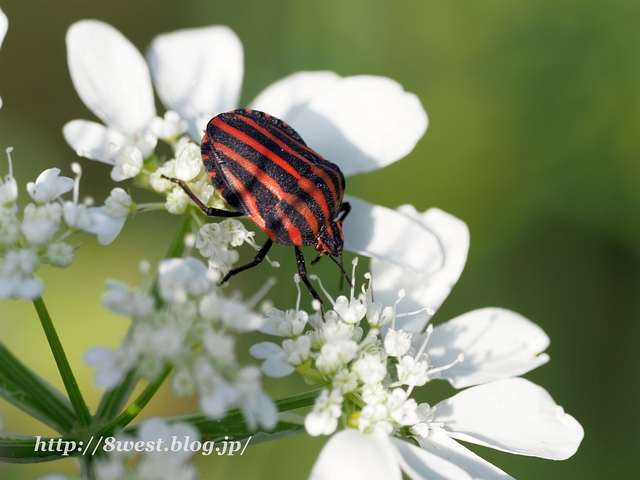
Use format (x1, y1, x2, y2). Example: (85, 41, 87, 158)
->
(221, 239, 274, 284)
(294, 246, 324, 309)
(162, 175, 243, 218)
(338, 202, 351, 222)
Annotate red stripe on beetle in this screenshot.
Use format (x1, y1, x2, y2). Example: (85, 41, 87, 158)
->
(222, 168, 276, 240)
(214, 117, 338, 220)
(214, 142, 320, 238)
(235, 115, 342, 214)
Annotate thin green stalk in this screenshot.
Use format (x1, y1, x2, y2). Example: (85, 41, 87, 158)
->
(95, 368, 171, 437)
(94, 213, 192, 423)
(33, 296, 92, 429)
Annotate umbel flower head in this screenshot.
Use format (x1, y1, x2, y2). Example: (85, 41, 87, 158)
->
(85, 255, 277, 431)
(0, 150, 131, 299)
(62, 19, 437, 275)
(252, 230, 583, 478)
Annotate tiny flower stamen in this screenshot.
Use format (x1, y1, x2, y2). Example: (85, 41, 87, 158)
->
(247, 277, 277, 309)
(396, 306, 435, 318)
(390, 289, 406, 330)
(5, 147, 14, 179)
(71, 162, 82, 205)
(294, 274, 302, 311)
(309, 274, 335, 305)
(428, 353, 465, 376)
(350, 257, 358, 300)
(416, 324, 433, 358)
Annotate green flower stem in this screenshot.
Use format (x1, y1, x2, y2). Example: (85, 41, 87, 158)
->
(94, 213, 192, 423)
(93, 370, 137, 422)
(296, 361, 331, 387)
(33, 296, 92, 430)
(159, 389, 321, 441)
(0, 343, 75, 433)
(94, 368, 171, 438)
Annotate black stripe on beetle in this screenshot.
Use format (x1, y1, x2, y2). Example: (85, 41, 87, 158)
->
(164, 109, 350, 308)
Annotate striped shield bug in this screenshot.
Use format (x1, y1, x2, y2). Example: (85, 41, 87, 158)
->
(164, 109, 350, 307)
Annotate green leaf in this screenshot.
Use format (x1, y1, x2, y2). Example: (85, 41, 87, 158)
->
(0, 343, 75, 433)
(33, 297, 92, 429)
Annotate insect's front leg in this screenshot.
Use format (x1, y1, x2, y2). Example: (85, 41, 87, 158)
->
(161, 175, 243, 218)
(221, 239, 273, 284)
(294, 246, 325, 315)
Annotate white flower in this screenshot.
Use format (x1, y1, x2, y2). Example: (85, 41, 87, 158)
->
(352, 353, 387, 386)
(312, 377, 585, 480)
(305, 389, 344, 437)
(251, 335, 311, 377)
(82, 206, 127, 245)
(158, 257, 210, 303)
(333, 295, 367, 324)
(149, 110, 188, 142)
(235, 365, 278, 430)
(102, 280, 154, 317)
(396, 353, 433, 387)
(0, 207, 20, 244)
(174, 141, 202, 181)
(44, 242, 74, 267)
(21, 203, 62, 245)
(383, 329, 411, 357)
(63, 20, 158, 180)
(0, 248, 42, 299)
(63, 201, 92, 230)
(103, 187, 133, 217)
(84, 346, 137, 390)
(250, 341, 293, 378)
(26, 168, 74, 203)
(259, 307, 309, 337)
(112, 145, 143, 181)
(0, 168, 17, 206)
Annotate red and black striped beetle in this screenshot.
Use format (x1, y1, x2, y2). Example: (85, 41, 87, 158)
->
(165, 109, 350, 307)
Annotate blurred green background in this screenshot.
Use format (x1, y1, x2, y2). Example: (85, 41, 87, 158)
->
(0, 0, 638, 478)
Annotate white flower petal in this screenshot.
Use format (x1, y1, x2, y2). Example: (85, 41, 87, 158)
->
(67, 20, 156, 134)
(417, 427, 514, 480)
(261, 357, 295, 378)
(391, 436, 473, 480)
(310, 430, 401, 480)
(255, 75, 427, 178)
(249, 342, 283, 359)
(428, 308, 550, 388)
(249, 71, 341, 120)
(148, 26, 244, 141)
(372, 206, 469, 333)
(63, 120, 128, 164)
(84, 207, 127, 245)
(343, 196, 443, 275)
(435, 378, 584, 460)
(0, 9, 7, 50)
(0, 8, 6, 108)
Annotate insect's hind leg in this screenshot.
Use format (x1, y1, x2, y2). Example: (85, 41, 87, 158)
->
(221, 239, 274, 284)
(162, 175, 243, 218)
(294, 247, 324, 311)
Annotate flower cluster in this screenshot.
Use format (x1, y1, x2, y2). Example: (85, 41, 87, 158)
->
(253, 260, 455, 440)
(252, 244, 583, 478)
(85, 255, 277, 430)
(62, 19, 436, 280)
(0, 154, 132, 300)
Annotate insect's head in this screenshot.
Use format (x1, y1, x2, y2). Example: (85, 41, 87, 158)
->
(315, 220, 344, 257)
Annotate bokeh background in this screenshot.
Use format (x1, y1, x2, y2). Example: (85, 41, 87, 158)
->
(0, 0, 638, 478)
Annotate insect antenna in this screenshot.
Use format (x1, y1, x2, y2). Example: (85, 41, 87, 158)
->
(329, 254, 352, 289)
